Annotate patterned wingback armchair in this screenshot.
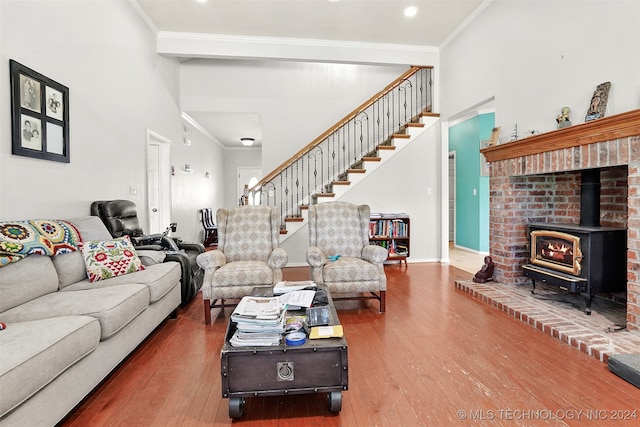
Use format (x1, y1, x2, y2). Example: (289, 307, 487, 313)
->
(196, 206, 288, 324)
(306, 201, 387, 312)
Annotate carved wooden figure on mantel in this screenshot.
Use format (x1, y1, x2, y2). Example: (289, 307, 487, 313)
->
(487, 126, 501, 147)
(585, 81, 611, 122)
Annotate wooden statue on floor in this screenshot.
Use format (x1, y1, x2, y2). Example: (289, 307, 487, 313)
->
(473, 256, 495, 283)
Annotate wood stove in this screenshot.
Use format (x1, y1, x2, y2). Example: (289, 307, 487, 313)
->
(522, 169, 627, 314)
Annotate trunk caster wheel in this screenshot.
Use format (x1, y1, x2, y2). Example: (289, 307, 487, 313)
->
(229, 397, 245, 419)
(328, 391, 342, 412)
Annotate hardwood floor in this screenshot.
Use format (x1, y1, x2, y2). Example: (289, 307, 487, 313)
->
(61, 263, 639, 426)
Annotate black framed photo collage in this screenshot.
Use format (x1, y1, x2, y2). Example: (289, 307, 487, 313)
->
(10, 59, 70, 163)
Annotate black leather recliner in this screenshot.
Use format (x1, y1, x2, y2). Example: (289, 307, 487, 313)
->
(90, 200, 204, 305)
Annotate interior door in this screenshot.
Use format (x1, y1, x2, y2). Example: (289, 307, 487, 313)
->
(146, 130, 171, 234)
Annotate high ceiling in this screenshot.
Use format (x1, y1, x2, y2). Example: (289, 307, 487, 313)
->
(134, 0, 486, 147)
(136, 0, 484, 47)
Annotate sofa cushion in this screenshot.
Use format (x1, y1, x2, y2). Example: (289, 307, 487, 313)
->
(66, 216, 112, 241)
(0, 255, 58, 313)
(62, 261, 181, 303)
(0, 316, 101, 417)
(79, 236, 145, 282)
(51, 216, 114, 288)
(0, 284, 149, 340)
(52, 251, 88, 289)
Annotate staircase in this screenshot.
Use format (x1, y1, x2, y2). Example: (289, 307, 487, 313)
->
(244, 66, 439, 240)
(280, 112, 439, 240)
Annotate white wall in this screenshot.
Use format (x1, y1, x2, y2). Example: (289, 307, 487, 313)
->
(0, 1, 224, 243)
(222, 147, 261, 209)
(440, 0, 640, 135)
(175, 121, 226, 242)
(179, 59, 410, 173)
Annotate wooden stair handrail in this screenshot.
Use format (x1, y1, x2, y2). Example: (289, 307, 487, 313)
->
(250, 65, 432, 191)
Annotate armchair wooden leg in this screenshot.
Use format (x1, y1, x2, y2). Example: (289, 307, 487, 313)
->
(204, 299, 212, 325)
(380, 290, 386, 313)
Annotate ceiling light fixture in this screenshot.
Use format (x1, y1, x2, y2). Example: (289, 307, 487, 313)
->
(404, 6, 418, 17)
(240, 137, 255, 147)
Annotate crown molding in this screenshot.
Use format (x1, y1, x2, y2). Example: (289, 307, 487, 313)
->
(128, 0, 158, 35)
(181, 112, 225, 149)
(440, 0, 493, 49)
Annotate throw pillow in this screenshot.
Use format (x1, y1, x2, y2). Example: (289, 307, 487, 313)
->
(79, 236, 145, 282)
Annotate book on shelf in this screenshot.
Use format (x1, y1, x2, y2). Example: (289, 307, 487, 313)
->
(369, 218, 408, 238)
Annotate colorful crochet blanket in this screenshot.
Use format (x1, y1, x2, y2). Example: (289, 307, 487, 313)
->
(0, 219, 82, 267)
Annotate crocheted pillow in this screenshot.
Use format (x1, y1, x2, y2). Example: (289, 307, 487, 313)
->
(79, 236, 144, 282)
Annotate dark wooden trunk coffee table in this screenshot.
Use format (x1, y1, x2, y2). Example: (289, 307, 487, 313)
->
(220, 286, 348, 419)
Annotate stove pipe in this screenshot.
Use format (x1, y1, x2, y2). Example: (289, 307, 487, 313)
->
(580, 168, 601, 227)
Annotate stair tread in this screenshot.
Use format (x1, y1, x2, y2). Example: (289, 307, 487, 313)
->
(347, 168, 366, 173)
(392, 133, 411, 139)
(406, 122, 425, 128)
(332, 180, 351, 185)
(285, 216, 304, 222)
(315, 193, 336, 197)
(377, 145, 396, 150)
(363, 157, 381, 162)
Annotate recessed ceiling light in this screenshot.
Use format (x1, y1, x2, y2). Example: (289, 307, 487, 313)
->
(404, 6, 418, 17)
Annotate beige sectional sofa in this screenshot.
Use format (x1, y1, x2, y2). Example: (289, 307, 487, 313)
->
(0, 216, 181, 427)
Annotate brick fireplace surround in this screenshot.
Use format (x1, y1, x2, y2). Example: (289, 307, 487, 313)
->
(479, 109, 640, 333)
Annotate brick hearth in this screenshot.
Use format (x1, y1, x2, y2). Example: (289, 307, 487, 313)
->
(479, 109, 640, 332)
(455, 280, 640, 363)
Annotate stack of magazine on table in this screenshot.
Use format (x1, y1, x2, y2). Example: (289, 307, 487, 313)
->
(229, 296, 286, 347)
(229, 289, 318, 347)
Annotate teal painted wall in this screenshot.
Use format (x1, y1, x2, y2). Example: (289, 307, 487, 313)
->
(448, 113, 494, 252)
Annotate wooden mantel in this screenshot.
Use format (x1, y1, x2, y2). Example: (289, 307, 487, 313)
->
(480, 109, 640, 163)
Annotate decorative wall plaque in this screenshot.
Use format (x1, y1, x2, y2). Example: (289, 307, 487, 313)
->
(585, 81, 611, 122)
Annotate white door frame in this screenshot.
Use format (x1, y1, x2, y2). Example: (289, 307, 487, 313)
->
(146, 129, 172, 234)
(449, 151, 457, 244)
